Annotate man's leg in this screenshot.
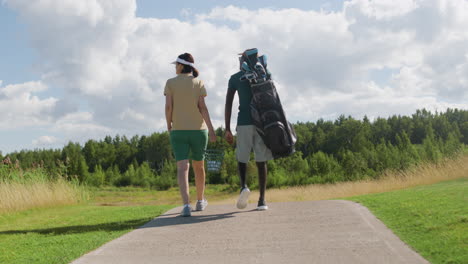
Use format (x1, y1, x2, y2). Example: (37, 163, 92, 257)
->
(253, 126, 273, 211)
(235, 126, 253, 209)
(238, 162, 247, 189)
(256, 161, 267, 203)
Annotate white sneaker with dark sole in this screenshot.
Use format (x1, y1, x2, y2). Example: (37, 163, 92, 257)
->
(257, 200, 268, 211)
(236, 188, 250, 209)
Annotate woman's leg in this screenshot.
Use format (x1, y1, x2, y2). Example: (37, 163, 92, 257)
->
(190, 130, 209, 201)
(192, 160, 205, 201)
(177, 159, 190, 205)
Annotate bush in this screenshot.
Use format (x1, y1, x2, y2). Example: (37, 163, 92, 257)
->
(307, 151, 343, 183)
(154, 161, 177, 190)
(105, 165, 120, 185)
(132, 162, 153, 188)
(266, 167, 288, 188)
(85, 165, 105, 187)
(340, 150, 368, 181)
(220, 150, 239, 187)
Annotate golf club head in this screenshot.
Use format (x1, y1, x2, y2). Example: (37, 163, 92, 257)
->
(238, 56, 245, 71)
(254, 62, 266, 76)
(244, 48, 258, 68)
(245, 72, 257, 81)
(241, 61, 251, 72)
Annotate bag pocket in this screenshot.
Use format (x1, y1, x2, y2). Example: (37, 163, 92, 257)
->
(264, 122, 292, 155)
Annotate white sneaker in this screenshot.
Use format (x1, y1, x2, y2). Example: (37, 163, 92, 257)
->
(180, 204, 192, 217)
(257, 200, 268, 211)
(236, 188, 250, 209)
(196, 199, 208, 211)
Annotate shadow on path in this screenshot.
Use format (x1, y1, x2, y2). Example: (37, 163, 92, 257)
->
(141, 209, 256, 229)
(0, 218, 150, 235)
(0, 210, 255, 235)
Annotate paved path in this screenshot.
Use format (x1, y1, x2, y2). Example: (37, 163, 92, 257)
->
(72, 200, 428, 264)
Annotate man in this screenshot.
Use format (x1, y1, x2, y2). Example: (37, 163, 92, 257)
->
(224, 49, 273, 211)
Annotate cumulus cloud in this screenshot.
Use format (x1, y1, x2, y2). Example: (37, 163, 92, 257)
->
(2, 0, 468, 151)
(51, 112, 113, 142)
(0, 81, 57, 129)
(32, 135, 59, 147)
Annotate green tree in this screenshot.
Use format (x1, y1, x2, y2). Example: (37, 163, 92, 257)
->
(396, 131, 420, 169)
(62, 142, 89, 182)
(340, 150, 368, 181)
(307, 151, 343, 183)
(422, 127, 442, 162)
(83, 140, 99, 172)
(134, 162, 154, 188)
(87, 165, 105, 187)
(105, 165, 120, 185)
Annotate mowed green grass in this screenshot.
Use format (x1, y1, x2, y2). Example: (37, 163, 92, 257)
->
(1, 178, 466, 264)
(348, 178, 468, 264)
(0, 184, 233, 264)
(0, 204, 174, 264)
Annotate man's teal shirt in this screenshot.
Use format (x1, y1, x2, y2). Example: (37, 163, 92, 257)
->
(228, 71, 253, 126)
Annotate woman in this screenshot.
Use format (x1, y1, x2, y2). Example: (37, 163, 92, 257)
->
(164, 53, 217, 217)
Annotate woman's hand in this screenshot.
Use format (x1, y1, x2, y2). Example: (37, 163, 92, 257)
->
(209, 130, 217, 143)
(225, 130, 234, 145)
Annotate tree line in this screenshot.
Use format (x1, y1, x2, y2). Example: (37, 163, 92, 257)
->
(2, 108, 467, 189)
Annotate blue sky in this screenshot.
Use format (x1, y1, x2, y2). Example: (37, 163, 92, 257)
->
(0, 0, 467, 154)
(135, 0, 343, 18)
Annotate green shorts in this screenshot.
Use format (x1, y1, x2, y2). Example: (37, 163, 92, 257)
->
(170, 130, 208, 161)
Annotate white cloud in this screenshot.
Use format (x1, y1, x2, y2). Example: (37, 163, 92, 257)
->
(345, 0, 421, 20)
(0, 81, 57, 129)
(32, 135, 59, 147)
(52, 112, 111, 136)
(2, 0, 468, 152)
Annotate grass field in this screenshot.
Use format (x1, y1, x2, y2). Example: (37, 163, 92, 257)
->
(90, 184, 234, 206)
(0, 168, 88, 214)
(215, 155, 468, 204)
(0, 154, 466, 263)
(348, 178, 468, 264)
(0, 204, 174, 264)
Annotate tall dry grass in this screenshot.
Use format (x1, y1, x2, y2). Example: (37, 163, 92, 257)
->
(214, 154, 468, 204)
(0, 166, 88, 214)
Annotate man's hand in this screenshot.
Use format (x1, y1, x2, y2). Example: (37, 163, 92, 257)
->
(225, 130, 234, 145)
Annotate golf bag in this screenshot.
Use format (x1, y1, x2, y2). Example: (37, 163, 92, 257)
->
(239, 48, 297, 159)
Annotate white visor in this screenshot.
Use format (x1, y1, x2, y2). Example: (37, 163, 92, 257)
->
(171, 58, 195, 67)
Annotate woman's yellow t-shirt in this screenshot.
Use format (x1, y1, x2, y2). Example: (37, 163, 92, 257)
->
(164, 74, 208, 130)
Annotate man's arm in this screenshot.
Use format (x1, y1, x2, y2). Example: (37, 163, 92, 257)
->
(224, 88, 236, 144)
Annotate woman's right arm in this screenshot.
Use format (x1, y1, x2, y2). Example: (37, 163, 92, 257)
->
(165, 95, 173, 131)
(198, 96, 217, 142)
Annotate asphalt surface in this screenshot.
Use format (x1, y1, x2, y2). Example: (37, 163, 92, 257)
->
(72, 200, 429, 264)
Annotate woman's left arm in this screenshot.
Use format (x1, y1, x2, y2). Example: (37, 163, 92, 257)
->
(165, 95, 173, 131)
